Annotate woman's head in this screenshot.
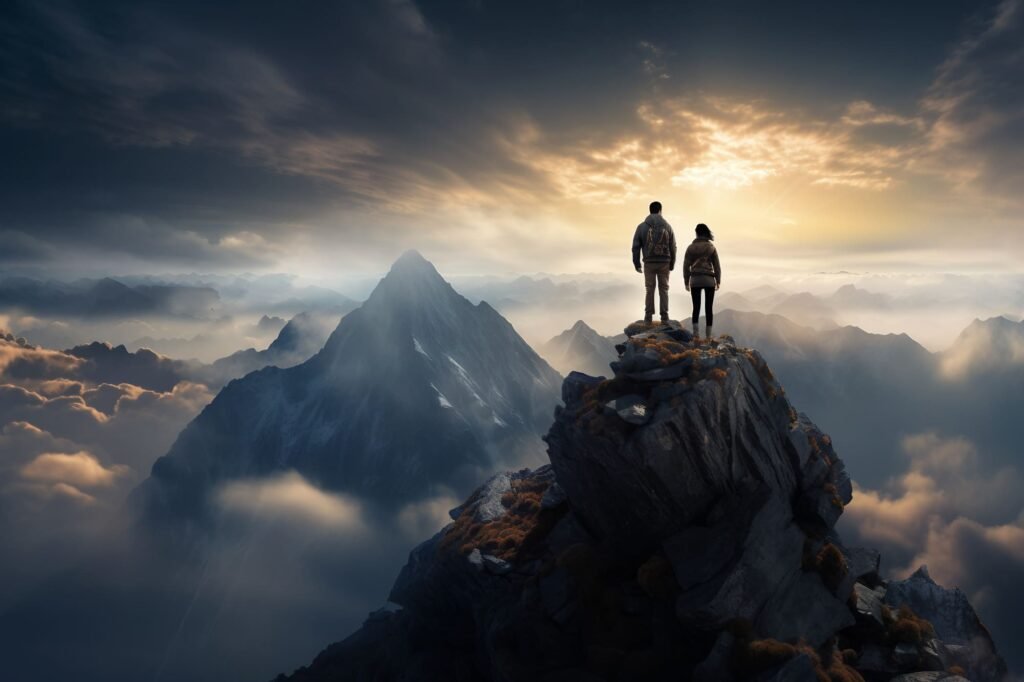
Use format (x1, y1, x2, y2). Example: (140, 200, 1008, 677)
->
(695, 223, 714, 240)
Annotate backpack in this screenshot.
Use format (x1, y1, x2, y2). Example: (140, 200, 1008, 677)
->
(690, 247, 716, 275)
(645, 224, 671, 258)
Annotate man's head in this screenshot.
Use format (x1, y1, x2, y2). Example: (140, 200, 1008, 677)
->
(649, 201, 662, 214)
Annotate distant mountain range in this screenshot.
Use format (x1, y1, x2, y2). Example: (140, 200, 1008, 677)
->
(134, 251, 563, 524)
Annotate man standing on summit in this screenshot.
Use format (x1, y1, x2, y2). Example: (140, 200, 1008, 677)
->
(632, 201, 677, 324)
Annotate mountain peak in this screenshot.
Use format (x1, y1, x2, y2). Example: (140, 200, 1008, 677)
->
(364, 251, 453, 306)
(390, 249, 433, 273)
(282, 323, 1007, 682)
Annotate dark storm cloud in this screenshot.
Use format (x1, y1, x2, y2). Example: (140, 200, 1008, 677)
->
(840, 432, 1024, 670)
(921, 0, 1024, 200)
(1, 0, 1012, 269)
(0, 0, 550, 267)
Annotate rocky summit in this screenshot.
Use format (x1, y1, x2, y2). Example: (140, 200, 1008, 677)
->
(277, 322, 1007, 682)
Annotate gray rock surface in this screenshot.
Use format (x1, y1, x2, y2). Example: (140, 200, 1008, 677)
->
(275, 324, 1008, 682)
(885, 565, 1006, 682)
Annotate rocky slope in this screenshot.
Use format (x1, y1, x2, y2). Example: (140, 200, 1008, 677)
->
(277, 322, 1007, 682)
(134, 251, 562, 524)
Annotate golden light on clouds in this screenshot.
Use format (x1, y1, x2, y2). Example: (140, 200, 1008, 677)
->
(20, 450, 128, 487)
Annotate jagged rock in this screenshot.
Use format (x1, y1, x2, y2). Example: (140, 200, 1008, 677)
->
(274, 328, 1008, 682)
(547, 334, 812, 556)
(890, 673, 970, 682)
(670, 484, 808, 632)
(624, 362, 690, 381)
(920, 638, 947, 671)
(885, 566, 1007, 682)
(467, 547, 485, 570)
(844, 547, 881, 584)
(562, 370, 604, 405)
(621, 320, 694, 344)
(851, 582, 887, 628)
(607, 393, 651, 424)
(482, 554, 512, 575)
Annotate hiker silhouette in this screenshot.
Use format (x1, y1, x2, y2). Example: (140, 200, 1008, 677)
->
(683, 223, 721, 338)
(631, 201, 677, 324)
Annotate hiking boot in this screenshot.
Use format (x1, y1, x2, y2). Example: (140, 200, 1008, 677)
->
(691, 321, 699, 337)
(644, 315, 653, 325)
(660, 315, 669, 324)
(705, 324, 713, 339)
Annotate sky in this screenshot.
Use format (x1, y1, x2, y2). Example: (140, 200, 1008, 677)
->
(1, 0, 1022, 281)
(1, 4, 1024, 675)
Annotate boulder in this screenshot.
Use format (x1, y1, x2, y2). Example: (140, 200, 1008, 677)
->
(851, 582, 887, 629)
(607, 393, 651, 424)
(547, 333, 811, 556)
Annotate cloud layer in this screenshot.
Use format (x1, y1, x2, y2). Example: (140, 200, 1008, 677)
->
(840, 431, 1024, 669)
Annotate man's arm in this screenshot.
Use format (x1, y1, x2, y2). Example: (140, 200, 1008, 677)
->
(669, 227, 678, 270)
(712, 248, 722, 288)
(632, 225, 644, 271)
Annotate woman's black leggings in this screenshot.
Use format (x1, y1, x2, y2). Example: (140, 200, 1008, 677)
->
(691, 286, 715, 326)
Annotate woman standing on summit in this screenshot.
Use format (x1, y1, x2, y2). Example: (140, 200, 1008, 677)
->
(683, 223, 721, 338)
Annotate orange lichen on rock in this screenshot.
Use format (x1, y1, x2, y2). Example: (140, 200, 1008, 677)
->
(441, 474, 561, 562)
(823, 482, 844, 510)
(735, 635, 863, 682)
(801, 541, 848, 594)
(883, 604, 936, 645)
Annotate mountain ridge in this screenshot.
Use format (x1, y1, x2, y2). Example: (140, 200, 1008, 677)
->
(275, 321, 1007, 682)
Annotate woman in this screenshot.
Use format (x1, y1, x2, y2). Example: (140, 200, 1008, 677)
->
(682, 223, 721, 338)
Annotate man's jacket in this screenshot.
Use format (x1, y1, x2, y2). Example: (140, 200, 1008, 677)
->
(632, 214, 677, 269)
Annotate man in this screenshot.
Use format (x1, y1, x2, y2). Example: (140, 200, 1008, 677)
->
(631, 201, 677, 324)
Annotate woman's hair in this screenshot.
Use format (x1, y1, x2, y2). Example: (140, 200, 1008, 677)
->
(695, 223, 714, 240)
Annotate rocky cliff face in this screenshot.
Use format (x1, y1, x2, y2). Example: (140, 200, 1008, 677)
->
(277, 322, 1007, 682)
